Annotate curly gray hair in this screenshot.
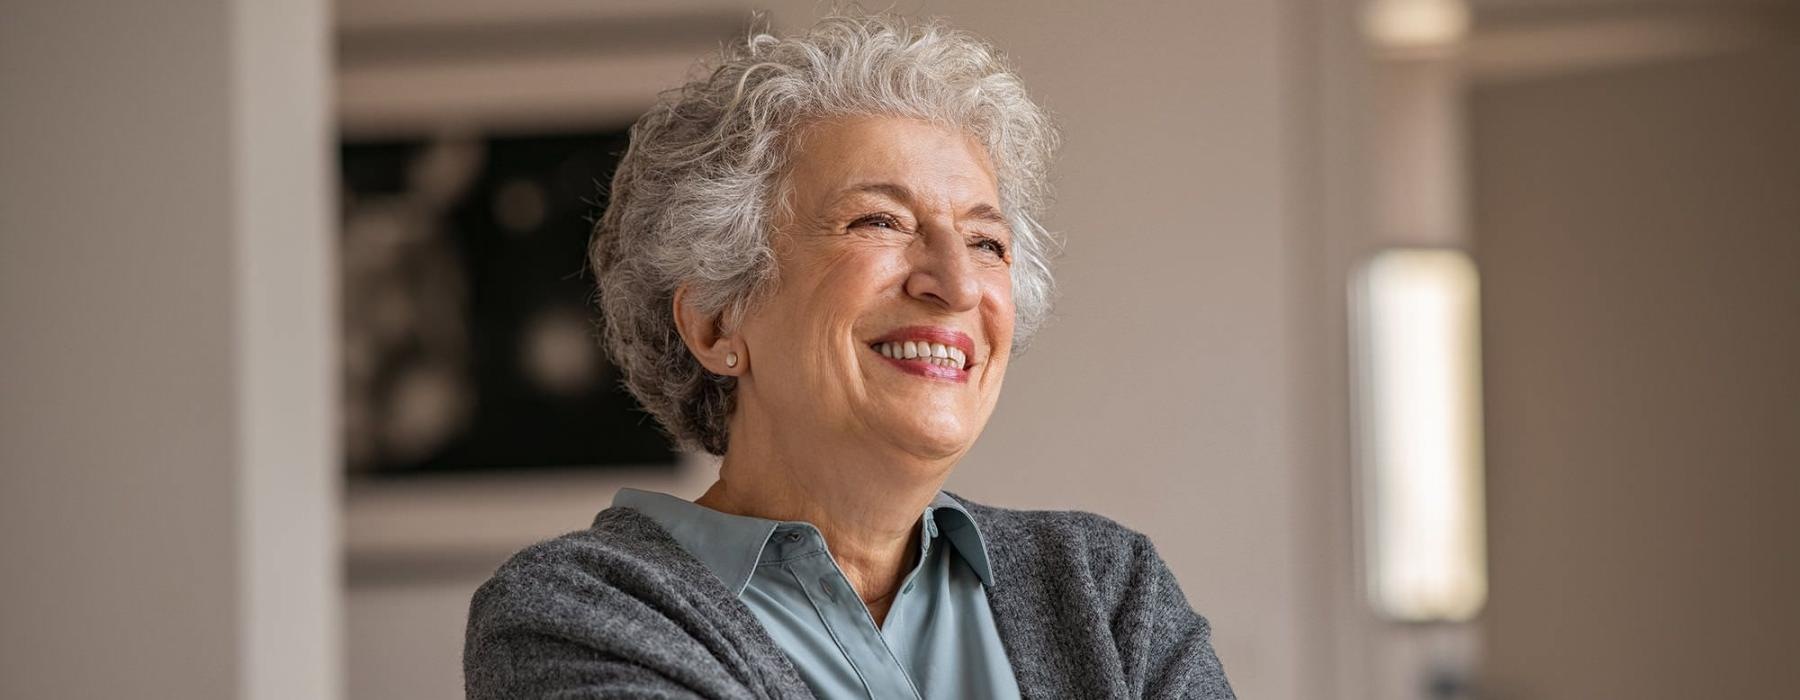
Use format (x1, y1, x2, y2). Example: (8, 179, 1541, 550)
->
(591, 13, 1060, 455)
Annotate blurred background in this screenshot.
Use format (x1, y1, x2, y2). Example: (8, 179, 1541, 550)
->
(3, 0, 1796, 698)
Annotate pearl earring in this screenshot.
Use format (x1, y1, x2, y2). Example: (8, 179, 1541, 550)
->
(725, 351, 739, 368)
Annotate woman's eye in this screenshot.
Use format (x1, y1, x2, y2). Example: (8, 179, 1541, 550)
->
(852, 214, 902, 230)
(974, 236, 1009, 258)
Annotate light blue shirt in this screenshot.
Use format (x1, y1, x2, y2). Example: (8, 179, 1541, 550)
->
(612, 488, 1023, 700)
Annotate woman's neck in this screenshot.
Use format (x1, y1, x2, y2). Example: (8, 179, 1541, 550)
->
(695, 438, 947, 623)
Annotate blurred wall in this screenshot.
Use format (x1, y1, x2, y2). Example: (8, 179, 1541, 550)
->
(340, 1, 1332, 699)
(0, 1, 338, 698)
(1474, 43, 1800, 698)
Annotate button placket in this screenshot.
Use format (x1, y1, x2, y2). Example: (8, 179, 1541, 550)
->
(787, 554, 922, 699)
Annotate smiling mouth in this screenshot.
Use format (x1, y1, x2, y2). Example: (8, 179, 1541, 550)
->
(868, 340, 969, 371)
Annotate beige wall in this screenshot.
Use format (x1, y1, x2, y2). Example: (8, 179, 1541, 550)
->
(1, 4, 238, 695)
(0, 1, 338, 698)
(1473, 44, 1800, 699)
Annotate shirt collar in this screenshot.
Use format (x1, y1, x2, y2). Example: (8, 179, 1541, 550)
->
(612, 488, 996, 595)
(928, 491, 996, 588)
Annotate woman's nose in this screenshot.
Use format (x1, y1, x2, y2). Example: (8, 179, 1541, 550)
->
(904, 223, 982, 312)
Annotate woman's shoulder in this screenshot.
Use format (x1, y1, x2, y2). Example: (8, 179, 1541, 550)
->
(471, 506, 711, 608)
(948, 491, 1155, 547)
(943, 492, 1231, 698)
(466, 505, 737, 654)
(464, 508, 806, 698)
(945, 491, 1167, 580)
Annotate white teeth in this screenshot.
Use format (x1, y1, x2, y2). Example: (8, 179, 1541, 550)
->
(873, 340, 969, 370)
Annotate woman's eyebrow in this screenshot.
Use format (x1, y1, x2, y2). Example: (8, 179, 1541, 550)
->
(833, 182, 913, 206)
(962, 203, 1009, 229)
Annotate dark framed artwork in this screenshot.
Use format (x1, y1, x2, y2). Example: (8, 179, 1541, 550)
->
(338, 128, 677, 474)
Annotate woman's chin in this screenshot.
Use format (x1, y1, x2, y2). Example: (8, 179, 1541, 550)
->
(874, 416, 978, 462)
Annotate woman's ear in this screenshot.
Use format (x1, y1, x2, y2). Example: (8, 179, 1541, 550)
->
(672, 285, 743, 376)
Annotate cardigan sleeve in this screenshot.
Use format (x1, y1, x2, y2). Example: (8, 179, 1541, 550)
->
(464, 624, 708, 700)
(1112, 532, 1237, 700)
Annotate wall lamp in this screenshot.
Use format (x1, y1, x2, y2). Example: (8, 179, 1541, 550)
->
(1351, 248, 1488, 623)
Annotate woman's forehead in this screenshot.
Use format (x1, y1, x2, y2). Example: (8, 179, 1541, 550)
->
(786, 116, 1000, 207)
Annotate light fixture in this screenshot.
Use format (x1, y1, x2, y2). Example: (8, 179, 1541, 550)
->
(1361, 0, 1471, 50)
(1351, 248, 1488, 623)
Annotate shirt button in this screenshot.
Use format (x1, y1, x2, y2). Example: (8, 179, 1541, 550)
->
(785, 532, 802, 542)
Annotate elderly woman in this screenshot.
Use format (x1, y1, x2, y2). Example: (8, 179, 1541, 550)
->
(465, 14, 1233, 700)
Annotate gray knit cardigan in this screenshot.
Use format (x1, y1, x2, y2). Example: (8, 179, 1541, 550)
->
(464, 492, 1235, 699)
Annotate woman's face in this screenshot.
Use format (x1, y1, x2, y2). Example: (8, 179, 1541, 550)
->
(733, 115, 1016, 464)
